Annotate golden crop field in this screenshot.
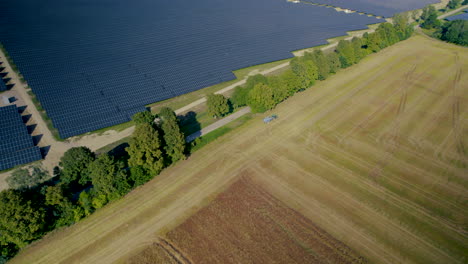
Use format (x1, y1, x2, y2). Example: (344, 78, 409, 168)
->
(11, 35, 467, 264)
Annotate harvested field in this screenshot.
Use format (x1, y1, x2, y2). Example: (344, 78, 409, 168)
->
(149, 176, 365, 264)
(11, 35, 468, 264)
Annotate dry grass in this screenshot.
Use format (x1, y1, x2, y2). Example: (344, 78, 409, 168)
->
(10, 35, 468, 264)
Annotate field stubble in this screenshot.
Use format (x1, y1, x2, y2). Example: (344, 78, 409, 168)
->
(10, 35, 468, 264)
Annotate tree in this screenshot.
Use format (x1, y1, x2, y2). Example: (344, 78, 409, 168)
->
(245, 74, 269, 90)
(59, 147, 95, 185)
(463, 0, 468, 5)
(336, 40, 356, 67)
(268, 75, 289, 104)
(311, 50, 330, 80)
(158, 107, 185, 163)
(441, 20, 468, 46)
(393, 13, 413, 40)
(129, 166, 152, 187)
(0, 190, 46, 249)
(290, 57, 318, 88)
(132, 111, 154, 125)
(231, 86, 250, 107)
(206, 94, 229, 118)
(44, 184, 76, 227)
(447, 0, 461, 9)
(351, 37, 364, 63)
(248, 83, 276, 113)
(326, 52, 341, 73)
(366, 32, 383, 53)
(421, 6, 441, 29)
(7, 166, 48, 190)
(280, 69, 303, 95)
(376, 23, 400, 47)
(126, 123, 164, 176)
(88, 154, 130, 201)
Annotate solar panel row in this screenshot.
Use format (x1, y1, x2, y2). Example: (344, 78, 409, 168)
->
(0, 105, 42, 171)
(301, 0, 439, 18)
(0, 0, 384, 138)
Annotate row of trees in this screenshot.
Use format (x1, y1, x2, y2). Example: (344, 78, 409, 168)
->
(0, 108, 186, 261)
(420, 4, 468, 46)
(231, 18, 414, 113)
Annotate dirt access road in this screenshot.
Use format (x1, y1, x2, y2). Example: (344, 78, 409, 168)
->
(11, 35, 468, 264)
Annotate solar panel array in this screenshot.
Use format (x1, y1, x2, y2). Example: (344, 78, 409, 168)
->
(302, 0, 439, 17)
(0, 0, 383, 138)
(0, 105, 42, 171)
(445, 11, 468, 21)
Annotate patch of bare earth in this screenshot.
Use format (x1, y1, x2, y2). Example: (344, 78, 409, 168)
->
(141, 176, 366, 264)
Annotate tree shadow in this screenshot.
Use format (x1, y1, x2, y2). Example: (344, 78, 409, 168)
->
(178, 111, 201, 136)
(108, 142, 130, 161)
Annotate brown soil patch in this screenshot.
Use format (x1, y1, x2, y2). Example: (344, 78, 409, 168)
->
(155, 176, 366, 264)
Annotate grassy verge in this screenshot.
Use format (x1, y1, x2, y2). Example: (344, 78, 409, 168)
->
(189, 113, 253, 153)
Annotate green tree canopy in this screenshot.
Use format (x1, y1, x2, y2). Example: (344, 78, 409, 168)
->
(421, 6, 441, 29)
(159, 107, 186, 163)
(245, 74, 269, 90)
(44, 184, 76, 227)
(88, 154, 130, 201)
(310, 50, 330, 80)
(326, 52, 341, 73)
(59, 147, 95, 185)
(158, 107, 177, 122)
(132, 111, 154, 125)
(129, 166, 152, 187)
(126, 123, 164, 176)
(248, 83, 276, 113)
(447, 0, 461, 9)
(206, 94, 230, 118)
(280, 69, 303, 95)
(336, 40, 356, 67)
(0, 190, 46, 249)
(7, 166, 49, 190)
(268, 75, 289, 104)
(290, 57, 318, 88)
(231, 86, 250, 107)
(441, 20, 468, 46)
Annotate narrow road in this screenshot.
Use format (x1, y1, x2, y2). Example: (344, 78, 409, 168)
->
(186, 107, 251, 142)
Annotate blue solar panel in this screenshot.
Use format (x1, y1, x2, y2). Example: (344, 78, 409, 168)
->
(445, 12, 468, 21)
(0, 105, 42, 171)
(0, 79, 7, 91)
(301, 0, 439, 18)
(0, 0, 384, 138)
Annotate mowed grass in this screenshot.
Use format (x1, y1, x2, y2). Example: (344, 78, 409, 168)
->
(10, 35, 467, 264)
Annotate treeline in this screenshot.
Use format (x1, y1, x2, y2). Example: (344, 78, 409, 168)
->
(420, 3, 468, 46)
(0, 107, 185, 262)
(232, 16, 413, 113)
